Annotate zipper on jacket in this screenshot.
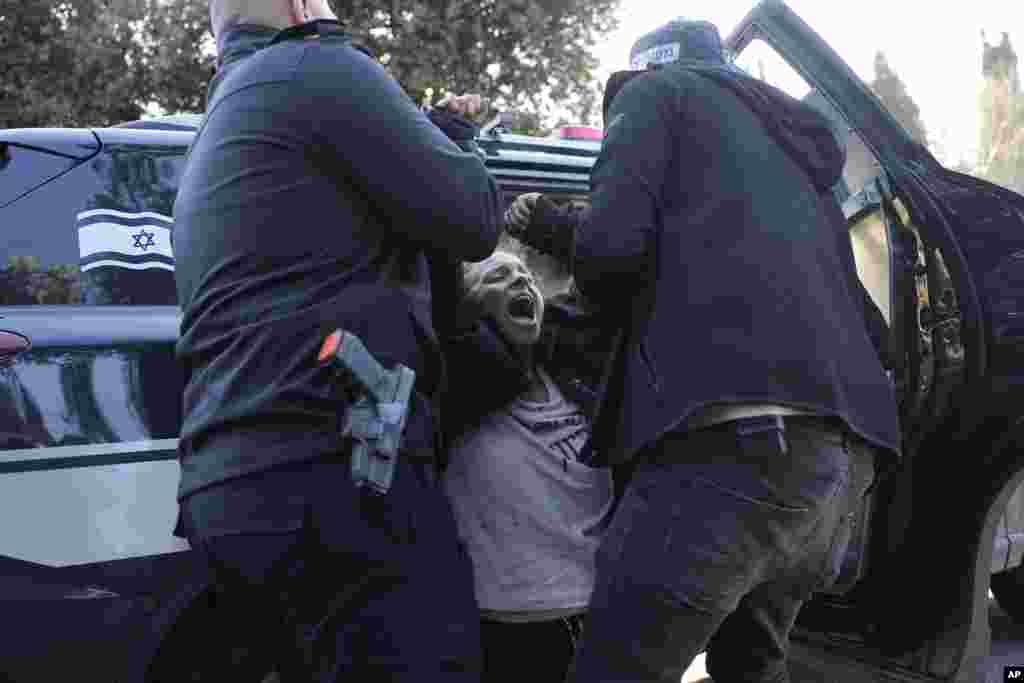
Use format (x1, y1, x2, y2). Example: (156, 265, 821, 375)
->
(639, 341, 661, 392)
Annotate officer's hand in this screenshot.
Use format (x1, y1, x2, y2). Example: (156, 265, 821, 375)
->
(305, 0, 337, 20)
(504, 193, 541, 240)
(505, 194, 575, 263)
(437, 93, 484, 118)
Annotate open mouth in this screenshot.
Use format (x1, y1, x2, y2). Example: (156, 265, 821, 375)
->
(506, 293, 537, 323)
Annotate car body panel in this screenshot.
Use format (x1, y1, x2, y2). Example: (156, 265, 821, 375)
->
(0, 119, 599, 679)
(726, 1, 1024, 680)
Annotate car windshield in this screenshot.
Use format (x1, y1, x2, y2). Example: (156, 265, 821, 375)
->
(593, 2, 1024, 196)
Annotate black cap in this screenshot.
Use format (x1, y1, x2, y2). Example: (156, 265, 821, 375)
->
(628, 18, 727, 69)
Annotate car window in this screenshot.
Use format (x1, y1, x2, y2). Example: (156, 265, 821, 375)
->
(78, 148, 186, 306)
(733, 38, 891, 323)
(1, 159, 92, 305)
(732, 38, 882, 203)
(0, 144, 79, 207)
(0, 145, 188, 306)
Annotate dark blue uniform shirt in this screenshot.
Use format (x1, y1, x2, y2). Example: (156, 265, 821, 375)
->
(172, 21, 501, 510)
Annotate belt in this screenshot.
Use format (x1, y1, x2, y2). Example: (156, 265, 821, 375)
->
(686, 403, 818, 431)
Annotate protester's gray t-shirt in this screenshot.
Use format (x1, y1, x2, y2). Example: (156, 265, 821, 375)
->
(445, 369, 614, 614)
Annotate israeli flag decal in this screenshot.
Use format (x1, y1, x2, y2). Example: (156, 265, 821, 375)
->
(630, 42, 681, 70)
(76, 209, 175, 272)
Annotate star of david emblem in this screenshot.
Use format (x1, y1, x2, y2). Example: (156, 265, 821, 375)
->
(132, 230, 156, 251)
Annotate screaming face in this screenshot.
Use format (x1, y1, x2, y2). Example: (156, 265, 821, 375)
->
(464, 251, 545, 347)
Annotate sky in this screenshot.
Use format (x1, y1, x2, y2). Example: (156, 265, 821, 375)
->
(592, 0, 1023, 167)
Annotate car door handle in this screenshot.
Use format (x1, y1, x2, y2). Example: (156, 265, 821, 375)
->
(0, 329, 31, 366)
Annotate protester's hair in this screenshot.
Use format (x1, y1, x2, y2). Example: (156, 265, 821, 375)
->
(460, 241, 529, 303)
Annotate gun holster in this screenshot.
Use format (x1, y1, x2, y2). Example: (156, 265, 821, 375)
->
(318, 330, 417, 495)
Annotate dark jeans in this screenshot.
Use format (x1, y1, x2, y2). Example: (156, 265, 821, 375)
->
(181, 456, 481, 682)
(480, 614, 585, 683)
(568, 416, 877, 683)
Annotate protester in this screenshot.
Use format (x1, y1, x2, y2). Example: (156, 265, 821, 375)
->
(441, 243, 618, 683)
(505, 17, 900, 683)
(171, 0, 501, 680)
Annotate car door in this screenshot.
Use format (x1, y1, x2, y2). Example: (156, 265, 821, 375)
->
(0, 126, 196, 680)
(724, 2, 1024, 681)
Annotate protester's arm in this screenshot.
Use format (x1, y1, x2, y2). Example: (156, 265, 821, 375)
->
(541, 292, 618, 393)
(505, 194, 580, 271)
(440, 317, 531, 441)
(301, 44, 500, 262)
(573, 74, 673, 305)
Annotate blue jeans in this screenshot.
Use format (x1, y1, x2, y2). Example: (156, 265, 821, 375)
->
(181, 457, 481, 682)
(568, 416, 876, 683)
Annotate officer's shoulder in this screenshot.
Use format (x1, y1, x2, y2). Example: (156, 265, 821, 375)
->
(617, 67, 697, 103)
(293, 33, 379, 75)
(655, 65, 715, 94)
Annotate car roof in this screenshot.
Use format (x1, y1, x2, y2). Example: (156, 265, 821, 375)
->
(112, 114, 205, 131)
(5, 114, 600, 194)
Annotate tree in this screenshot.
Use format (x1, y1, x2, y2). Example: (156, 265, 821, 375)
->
(0, 0, 153, 128)
(978, 31, 1024, 193)
(1, 0, 618, 130)
(869, 51, 928, 146)
(328, 0, 618, 126)
(140, 0, 216, 115)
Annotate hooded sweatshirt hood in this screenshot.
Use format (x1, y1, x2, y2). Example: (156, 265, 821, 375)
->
(700, 66, 847, 192)
(611, 18, 846, 193)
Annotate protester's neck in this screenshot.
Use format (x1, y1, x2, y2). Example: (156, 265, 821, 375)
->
(515, 345, 550, 402)
(514, 344, 535, 374)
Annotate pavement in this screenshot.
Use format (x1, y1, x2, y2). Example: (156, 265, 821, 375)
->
(681, 595, 1024, 683)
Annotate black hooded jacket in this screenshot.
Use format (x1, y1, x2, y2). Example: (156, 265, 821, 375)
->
(172, 21, 501, 500)
(562, 63, 901, 466)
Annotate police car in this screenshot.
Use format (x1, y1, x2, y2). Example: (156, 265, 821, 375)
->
(2, 0, 1024, 680)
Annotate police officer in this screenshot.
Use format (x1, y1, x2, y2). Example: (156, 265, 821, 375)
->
(506, 18, 900, 683)
(172, 1, 501, 680)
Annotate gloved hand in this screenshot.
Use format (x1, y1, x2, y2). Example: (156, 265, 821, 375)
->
(504, 192, 541, 238)
(503, 193, 576, 265)
(427, 108, 479, 143)
(427, 94, 486, 158)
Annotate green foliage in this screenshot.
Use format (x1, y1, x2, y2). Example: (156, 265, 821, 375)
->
(330, 0, 618, 127)
(1, 0, 617, 129)
(869, 52, 928, 146)
(140, 0, 216, 116)
(330, 0, 618, 126)
(0, 0, 158, 127)
(0, 258, 80, 304)
(8, 256, 40, 274)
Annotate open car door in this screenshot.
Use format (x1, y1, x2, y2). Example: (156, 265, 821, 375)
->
(724, 2, 1024, 681)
